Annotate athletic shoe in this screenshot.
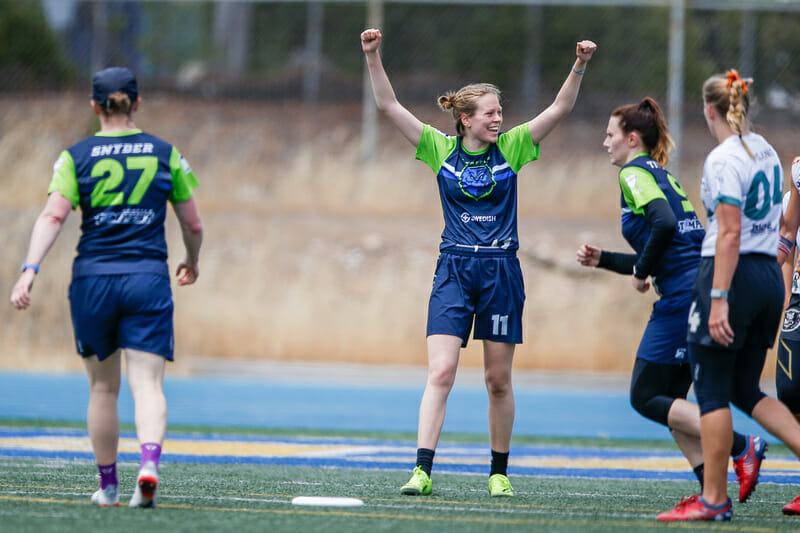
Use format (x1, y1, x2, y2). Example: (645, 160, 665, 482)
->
(488, 474, 514, 497)
(91, 484, 119, 507)
(400, 466, 432, 496)
(129, 461, 158, 508)
(657, 494, 732, 522)
(733, 435, 767, 503)
(783, 495, 800, 515)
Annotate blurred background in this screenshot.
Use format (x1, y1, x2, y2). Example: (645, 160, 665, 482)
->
(2, 0, 800, 375)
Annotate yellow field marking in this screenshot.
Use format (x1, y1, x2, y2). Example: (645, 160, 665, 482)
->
(0, 436, 361, 457)
(4, 435, 800, 475)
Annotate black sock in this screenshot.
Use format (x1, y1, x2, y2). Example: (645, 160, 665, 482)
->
(490, 450, 509, 476)
(730, 432, 747, 458)
(693, 463, 705, 490)
(416, 448, 435, 476)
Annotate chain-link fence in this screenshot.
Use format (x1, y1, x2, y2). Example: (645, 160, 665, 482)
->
(3, 0, 800, 371)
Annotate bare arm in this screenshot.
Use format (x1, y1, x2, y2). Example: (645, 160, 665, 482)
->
(10, 191, 72, 309)
(172, 197, 203, 286)
(361, 28, 424, 147)
(528, 40, 597, 145)
(708, 202, 741, 346)
(779, 183, 800, 265)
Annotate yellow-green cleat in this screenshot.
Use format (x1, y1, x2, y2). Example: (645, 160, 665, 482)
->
(488, 473, 514, 497)
(401, 466, 432, 496)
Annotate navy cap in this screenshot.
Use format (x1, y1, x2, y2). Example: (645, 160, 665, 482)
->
(92, 67, 138, 107)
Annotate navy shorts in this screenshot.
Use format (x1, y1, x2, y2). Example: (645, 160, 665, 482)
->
(637, 293, 692, 364)
(426, 250, 525, 347)
(69, 273, 174, 361)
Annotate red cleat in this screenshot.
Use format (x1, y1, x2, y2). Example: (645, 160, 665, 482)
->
(733, 435, 767, 503)
(657, 494, 732, 522)
(783, 495, 800, 516)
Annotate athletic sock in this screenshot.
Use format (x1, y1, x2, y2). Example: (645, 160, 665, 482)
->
(98, 462, 117, 489)
(490, 450, 509, 477)
(693, 463, 705, 490)
(730, 432, 747, 458)
(141, 442, 162, 471)
(416, 448, 435, 476)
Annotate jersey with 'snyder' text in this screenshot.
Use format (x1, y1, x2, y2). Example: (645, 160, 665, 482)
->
(416, 123, 539, 253)
(48, 129, 198, 279)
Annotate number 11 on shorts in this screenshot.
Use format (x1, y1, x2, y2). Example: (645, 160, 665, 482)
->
(491, 314, 508, 336)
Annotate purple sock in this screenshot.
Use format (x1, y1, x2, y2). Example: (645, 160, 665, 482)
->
(98, 462, 117, 489)
(141, 442, 162, 470)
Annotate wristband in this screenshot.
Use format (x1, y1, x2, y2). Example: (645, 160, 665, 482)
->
(572, 66, 585, 75)
(710, 288, 728, 300)
(21, 262, 39, 274)
(779, 235, 796, 256)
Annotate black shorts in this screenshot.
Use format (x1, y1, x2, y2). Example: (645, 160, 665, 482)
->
(687, 254, 782, 351)
(688, 254, 782, 415)
(777, 293, 800, 413)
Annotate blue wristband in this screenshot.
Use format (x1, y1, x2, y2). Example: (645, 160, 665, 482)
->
(572, 66, 585, 74)
(21, 262, 39, 274)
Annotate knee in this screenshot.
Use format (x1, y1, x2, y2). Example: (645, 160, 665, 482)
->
(630, 386, 671, 426)
(89, 379, 120, 396)
(427, 363, 457, 390)
(485, 368, 511, 397)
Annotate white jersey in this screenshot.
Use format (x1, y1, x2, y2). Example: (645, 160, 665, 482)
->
(700, 132, 783, 257)
(789, 157, 800, 294)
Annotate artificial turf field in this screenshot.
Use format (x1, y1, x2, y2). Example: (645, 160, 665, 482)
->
(2, 422, 800, 532)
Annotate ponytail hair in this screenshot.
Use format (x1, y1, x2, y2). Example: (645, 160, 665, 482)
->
(438, 83, 501, 136)
(610, 97, 673, 167)
(702, 69, 754, 158)
(101, 91, 135, 117)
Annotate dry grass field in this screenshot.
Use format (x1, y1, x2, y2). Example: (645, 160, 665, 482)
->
(1, 93, 795, 375)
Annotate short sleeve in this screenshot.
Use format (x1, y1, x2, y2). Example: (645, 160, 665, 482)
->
(47, 150, 79, 208)
(168, 146, 199, 203)
(496, 122, 540, 173)
(415, 124, 457, 173)
(618, 166, 667, 213)
(704, 154, 743, 208)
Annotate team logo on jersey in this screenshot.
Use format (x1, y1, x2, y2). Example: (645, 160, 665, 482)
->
(459, 164, 495, 200)
(784, 308, 800, 332)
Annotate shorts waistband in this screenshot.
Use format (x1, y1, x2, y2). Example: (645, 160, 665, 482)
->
(440, 246, 517, 257)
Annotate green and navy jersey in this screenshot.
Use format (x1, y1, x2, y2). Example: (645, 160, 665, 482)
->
(619, 154, 704, 296)
(416, 123, 540, 252)
(700, 132, 783, 258)
(49, 129, 198, 278)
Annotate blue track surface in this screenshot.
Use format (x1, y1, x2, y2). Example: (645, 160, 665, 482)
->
(0, 369, 771, 442)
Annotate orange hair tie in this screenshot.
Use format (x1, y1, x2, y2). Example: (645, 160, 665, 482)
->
(726, 69, 752, 95)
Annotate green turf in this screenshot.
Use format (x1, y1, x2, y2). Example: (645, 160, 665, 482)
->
(2, 453, 800, 532)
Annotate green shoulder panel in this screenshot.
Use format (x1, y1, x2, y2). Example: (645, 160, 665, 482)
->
(415, 124, 457, 172)
(168, 146, 199, 203)
(47, 150, 79, 208)
(496, 122, 540, 173)
(618, 166, 666, 214)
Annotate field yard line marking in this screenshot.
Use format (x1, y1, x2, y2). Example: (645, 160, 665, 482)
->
(0, 493, 785, 530)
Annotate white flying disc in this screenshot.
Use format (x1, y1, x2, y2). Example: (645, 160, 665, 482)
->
(291, 496, 364, 507)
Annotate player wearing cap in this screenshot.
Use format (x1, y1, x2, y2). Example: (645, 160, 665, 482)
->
(10, 67, 203, 508)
